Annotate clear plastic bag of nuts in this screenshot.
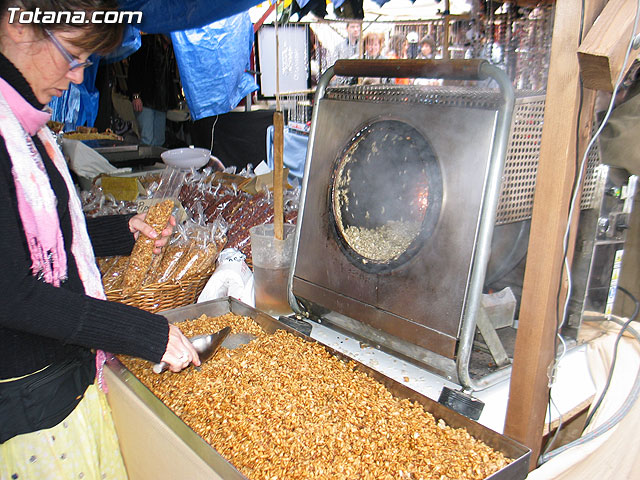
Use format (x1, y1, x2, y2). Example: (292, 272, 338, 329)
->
(101, 255, 130, 291)
(121, 199, 175, 294)
(143, 215, 227, 285)
(145, 223, 192, 285)
(171, 217, 227, 283)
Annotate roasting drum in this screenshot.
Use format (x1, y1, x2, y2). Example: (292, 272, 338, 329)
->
(290, 59, 518, 387)
(330, 119, 442, 272)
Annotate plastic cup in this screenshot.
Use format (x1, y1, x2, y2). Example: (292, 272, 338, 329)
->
(250, 223, 296, 316)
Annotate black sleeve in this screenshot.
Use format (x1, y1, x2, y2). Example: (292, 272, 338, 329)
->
(127, 38, 146, 98)
(86, 214, 136, 257)
(0, 137, 169, 363)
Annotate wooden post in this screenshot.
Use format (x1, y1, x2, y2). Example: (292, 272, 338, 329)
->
(443, 15, 450, 60)
(504, 0, 607, 468)
(578, 0, 638, 91)
(273, 111, 285, 240)
(273, 0, 284, 241)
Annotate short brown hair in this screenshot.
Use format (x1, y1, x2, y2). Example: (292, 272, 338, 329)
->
(420, 36, 435, 51)
(364, 32, 384, 48)
(2, 0, 124, 54)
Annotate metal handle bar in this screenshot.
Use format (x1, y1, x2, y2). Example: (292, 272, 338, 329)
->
(333, 58, 488, 81)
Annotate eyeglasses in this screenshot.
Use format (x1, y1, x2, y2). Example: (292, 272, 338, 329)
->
(44, 29, 93, 71)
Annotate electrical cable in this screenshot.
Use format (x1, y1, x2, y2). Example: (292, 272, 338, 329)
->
(540, 0, 640, 463)
(539, 290, 640, 464)
(208, 114, 219, 154)
(583, 286, 640, 430)
(543, 390, 565, 462)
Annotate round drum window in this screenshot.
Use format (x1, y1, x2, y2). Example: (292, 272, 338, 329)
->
(331, 119, 442, 272)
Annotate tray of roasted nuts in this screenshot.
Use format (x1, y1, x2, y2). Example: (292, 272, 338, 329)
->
(106, 297, 530, 480)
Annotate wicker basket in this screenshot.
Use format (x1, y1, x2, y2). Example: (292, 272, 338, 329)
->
(105, 269, 213, 313)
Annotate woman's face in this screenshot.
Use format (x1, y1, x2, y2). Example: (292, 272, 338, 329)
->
(13, 27, 89, 104)
(421, 43, 432, 57)
(366, 38, 381, 57)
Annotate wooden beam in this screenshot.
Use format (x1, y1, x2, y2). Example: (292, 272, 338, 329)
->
(504, 0, 606, 469)
(578, 0, 638, 91)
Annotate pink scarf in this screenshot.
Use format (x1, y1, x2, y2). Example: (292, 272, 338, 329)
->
(0, 78, 109, 390)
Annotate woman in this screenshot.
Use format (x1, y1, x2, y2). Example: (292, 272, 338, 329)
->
(388, 33, 409, 60)
(361, 32, 386, 85)
(363, 32, 385, 60)
(414, 36, 442, 86)
(416, 35, 435, 59)
(0, 1, 199, 478)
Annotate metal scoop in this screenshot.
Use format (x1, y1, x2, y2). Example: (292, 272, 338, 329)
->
(152, 326, 256, 374)
(222, 331, 256, 349)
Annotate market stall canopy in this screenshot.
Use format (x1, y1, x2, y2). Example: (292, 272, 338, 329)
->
(117, 0, 263, 33)
(363, 0, 472, 20)
(252, 0, 472, 22)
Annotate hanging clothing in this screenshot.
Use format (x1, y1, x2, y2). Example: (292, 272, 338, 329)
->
(127, 34, 180, 113)
(334, 0, 365, 19)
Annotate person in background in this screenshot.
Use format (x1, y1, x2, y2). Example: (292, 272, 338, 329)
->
(413, 35, 443, 87)
(364, 32, 385, 60)
(387, 33, 411, 85)
(127, 33, 179, 146)
(0, 1, 199, 478)
(361, 32, 386, 86)
(416, 36, 436, 59)
(331, 21, 362, 86)
(334, 20, 361, 61)
(387, 33, 409, 60)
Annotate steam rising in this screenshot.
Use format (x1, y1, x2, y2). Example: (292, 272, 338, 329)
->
(333, 120, 439, 263)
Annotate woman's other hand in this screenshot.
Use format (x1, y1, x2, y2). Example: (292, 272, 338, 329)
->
(160, 324, 201, 372)
(128, 213, 176, 254)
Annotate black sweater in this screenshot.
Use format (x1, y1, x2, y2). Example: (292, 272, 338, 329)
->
(0, 53, 169, 379)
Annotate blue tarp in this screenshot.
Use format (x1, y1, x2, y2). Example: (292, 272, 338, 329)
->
(49, 3, 260, 127)
(117, 0, 262, 33)
(102, 25, 141, 64)
(48, 60, 100, 129)
(171, 12, 258, 121)
(266, 125, 308, 182)
(48, 25, 141, 127)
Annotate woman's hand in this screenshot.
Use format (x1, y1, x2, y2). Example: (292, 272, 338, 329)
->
(128, 213, 176, 254)
(160, 324, 201, 373)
